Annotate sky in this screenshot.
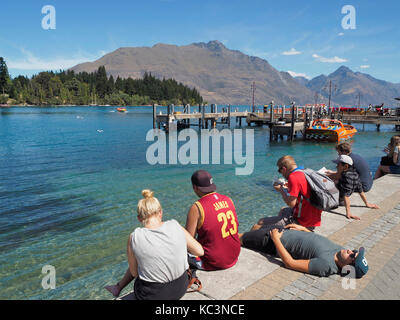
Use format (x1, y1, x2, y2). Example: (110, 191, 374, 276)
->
(1, 0, 399, 83)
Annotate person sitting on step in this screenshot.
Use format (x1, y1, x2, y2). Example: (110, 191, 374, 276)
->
(105, 189, 203, 300)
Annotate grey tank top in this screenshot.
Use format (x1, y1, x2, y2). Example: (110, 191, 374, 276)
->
(131, 219, 189, 283)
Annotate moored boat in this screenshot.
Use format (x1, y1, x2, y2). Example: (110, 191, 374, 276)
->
(305, 119, 357, 142)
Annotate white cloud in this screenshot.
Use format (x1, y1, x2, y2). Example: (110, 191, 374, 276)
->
(281, 48, 302, 56)
(338, 32, 345, 36)
(312, 53, 348, 63)
(287, 71, 311, 79)
(7, 48, 107, 71)
(360, 65, 370, 69)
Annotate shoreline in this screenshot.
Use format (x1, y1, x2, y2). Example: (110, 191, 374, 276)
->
(0, 104, 156, 108)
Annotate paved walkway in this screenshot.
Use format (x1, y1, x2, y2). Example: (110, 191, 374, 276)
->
(119, 174, 400, 300)
(357, 246, 400, 300)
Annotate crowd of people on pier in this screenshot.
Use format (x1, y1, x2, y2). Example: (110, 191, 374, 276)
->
(105, 136, 400, 300)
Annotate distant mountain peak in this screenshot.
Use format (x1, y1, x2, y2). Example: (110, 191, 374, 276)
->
(192, 40, 226, 51)
(330, 65, 353, 76)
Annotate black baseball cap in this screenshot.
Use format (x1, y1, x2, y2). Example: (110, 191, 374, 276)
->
(191, 170, 216, 193)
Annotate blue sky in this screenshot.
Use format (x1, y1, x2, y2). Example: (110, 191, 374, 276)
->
(1, 0, 399, 83)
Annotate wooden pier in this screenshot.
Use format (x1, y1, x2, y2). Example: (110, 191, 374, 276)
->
(339, 114, 400, 131)
(153, 104, 248, 131)
(152, 103, 400, 141)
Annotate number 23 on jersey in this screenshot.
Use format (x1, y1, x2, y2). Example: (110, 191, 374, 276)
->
(217, 210, 238, 238)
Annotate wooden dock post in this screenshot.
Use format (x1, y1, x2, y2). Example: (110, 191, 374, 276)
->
(290, 102, 295, 141)
(185, 104, 191, 126)
(201, 104, 205, 129)
(152, 103, 157, 129)
(303, 110, 309, 139)
(198, 104, 202, 128)
(270, 101, 274, 123)
(228, 104, 231, 127)
(166, 104, 171, 133)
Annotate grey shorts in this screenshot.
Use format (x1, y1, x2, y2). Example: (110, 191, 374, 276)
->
(259, 207, 297, 229)
(259, 207, 315, 232)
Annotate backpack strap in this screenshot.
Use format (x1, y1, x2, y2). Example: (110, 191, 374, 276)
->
(295, 169, 309, 218)
(298, 195, 303, 218)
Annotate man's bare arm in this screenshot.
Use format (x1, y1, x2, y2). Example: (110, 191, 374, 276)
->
(185, 203, 200, 238)
(270, 229, 309, 273)
(274, 184, 297, 208)
(344, 195, 360, 220)
(285, 224, 312, 232)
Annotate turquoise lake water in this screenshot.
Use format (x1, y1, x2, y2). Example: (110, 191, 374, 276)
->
(0, 106, 396, 299)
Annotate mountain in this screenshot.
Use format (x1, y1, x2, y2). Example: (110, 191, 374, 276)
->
(70, 41, 400, 106)
(294, 76, 310, 87)
(70, 41, 316, 105)
(306, 66, 400, 106)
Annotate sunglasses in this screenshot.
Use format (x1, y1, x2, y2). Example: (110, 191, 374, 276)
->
(350, 250, 358, 259)
(277, 166, 284, 173)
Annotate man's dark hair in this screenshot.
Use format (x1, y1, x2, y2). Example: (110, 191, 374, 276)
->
(336, 142, 352, 154)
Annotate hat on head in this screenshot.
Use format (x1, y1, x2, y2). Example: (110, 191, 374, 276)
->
(332, 154, 353, 166)
(354, 247, 368, 279)
(191, 170, 216, 193)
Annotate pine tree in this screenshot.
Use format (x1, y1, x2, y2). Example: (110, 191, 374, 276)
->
(0, 57, 11, 95)
(95, 66, 108, 98)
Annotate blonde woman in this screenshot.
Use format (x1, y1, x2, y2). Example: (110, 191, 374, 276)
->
(374, 135, 400, 179)
(105, 189, 204, 300)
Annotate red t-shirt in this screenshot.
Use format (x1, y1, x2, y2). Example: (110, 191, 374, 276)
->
(195, 192, 241, 271)
(288, 170, 322, 227)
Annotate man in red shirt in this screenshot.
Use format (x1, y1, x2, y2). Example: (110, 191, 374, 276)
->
(253, 155, 322, 231)
(185, 170, 241, 271)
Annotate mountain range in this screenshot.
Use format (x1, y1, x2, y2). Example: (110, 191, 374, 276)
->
(70, 41, 400, 106)
(295, 66, 400, 107)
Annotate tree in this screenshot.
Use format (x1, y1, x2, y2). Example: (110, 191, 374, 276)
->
(3, 64, 204, 106)
(115, 76, 124, 92)
(95, 66, 108, 98)
(0, 57, 11, 94)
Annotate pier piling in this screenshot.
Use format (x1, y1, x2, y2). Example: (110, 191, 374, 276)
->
(152, 104, 157, 129)
(227, 104, 231, 127)
(270, 101, 274, 123)
(290, 102, 295, 141)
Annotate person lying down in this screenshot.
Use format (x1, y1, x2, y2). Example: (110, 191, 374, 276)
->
(239, 224, 368, 278)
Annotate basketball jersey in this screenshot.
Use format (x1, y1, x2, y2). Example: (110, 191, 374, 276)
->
(195, 192, 241, 271)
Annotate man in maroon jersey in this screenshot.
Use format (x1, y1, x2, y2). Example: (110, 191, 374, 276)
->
(185, 170, 241, 271)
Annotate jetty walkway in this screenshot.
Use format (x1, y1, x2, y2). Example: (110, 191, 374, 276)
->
(118, 174, 400, 300)
(152, 104, 400, 142)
